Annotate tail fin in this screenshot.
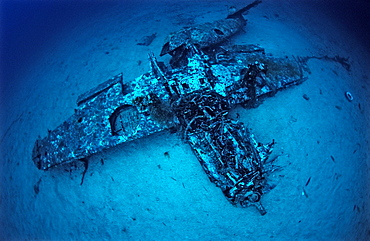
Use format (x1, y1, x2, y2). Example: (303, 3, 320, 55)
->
(226, 0, 262, 19)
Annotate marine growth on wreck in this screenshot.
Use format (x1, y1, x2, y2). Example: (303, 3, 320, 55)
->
(32, 0, 308, 214)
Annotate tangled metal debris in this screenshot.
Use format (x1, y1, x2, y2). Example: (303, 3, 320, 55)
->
(32, 0, 307, 214)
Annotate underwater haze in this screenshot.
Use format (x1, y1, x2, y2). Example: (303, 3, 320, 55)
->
(1, 0, 369, 240)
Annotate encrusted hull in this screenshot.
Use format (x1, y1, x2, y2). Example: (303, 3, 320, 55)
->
(32, 1, 307, 214)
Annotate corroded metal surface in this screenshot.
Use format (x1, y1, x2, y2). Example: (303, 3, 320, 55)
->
(160, 0, 262, 57)
(32, 1, 307, 214)
(32, 72, 175, 170)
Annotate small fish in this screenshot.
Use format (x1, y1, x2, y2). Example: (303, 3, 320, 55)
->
(137, 33, 157, 46)
(33, 178, 42, 195)
(302, 187, 308, 198)
(330, 155, 336, 163)
(353, 204, 361, 212)
(305, 177, 311, 186)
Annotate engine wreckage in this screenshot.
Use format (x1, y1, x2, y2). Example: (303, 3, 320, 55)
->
(32, 0, 307, 215)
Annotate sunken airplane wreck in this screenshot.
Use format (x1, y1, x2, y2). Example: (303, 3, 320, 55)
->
(32, 0, 307, 215)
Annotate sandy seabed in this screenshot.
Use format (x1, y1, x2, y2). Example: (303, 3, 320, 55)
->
(1, 0, 369, 240)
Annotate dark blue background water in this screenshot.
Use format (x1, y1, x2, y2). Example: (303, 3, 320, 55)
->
(1, 0, 369, 90)
(1, 1, 115, 93)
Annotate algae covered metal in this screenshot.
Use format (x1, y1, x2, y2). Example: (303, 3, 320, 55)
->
(32, 1, 307, 214)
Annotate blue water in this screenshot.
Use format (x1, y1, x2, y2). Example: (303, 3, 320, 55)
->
(0, 0, 369, 240)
